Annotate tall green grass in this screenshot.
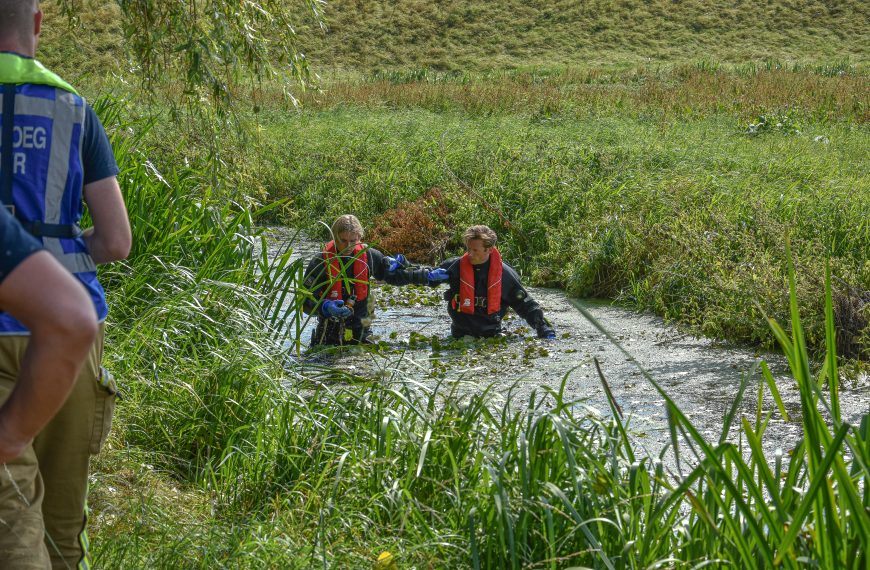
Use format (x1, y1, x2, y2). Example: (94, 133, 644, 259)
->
(246, 106, 868, 360)
(88, 95, 867, 568)
(63, 60, 870, 363)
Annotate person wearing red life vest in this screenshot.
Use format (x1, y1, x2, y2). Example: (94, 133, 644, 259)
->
(415, 225, 556, 339)
(301, 214, 418, 346)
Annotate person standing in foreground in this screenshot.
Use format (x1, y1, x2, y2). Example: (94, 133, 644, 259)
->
(407, 225, 556, 340)
(0, 1, 132, 567)
(0, 206, 98, 569)
(301, 214, 417, 346)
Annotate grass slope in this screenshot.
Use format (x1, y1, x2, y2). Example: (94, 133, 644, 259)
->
(297, 0, 869, 70)
(38, 0, 870, 82)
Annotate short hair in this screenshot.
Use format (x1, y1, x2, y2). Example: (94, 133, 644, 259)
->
(0, 0, 37, 41)
(331, 214, 365, 239)
(463, 225, 497, 248)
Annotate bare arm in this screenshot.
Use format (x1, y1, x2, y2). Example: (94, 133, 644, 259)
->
(0, 252, 98, 462)
(81, 176, 131, 264)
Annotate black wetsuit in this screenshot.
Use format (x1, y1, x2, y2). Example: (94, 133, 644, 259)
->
(301, 246, 419, 345)
(402, 256, 555, 339)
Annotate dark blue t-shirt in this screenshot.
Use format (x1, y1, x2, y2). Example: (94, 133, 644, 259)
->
(82, 104, 120, 184)
(0, 205, 42, 283)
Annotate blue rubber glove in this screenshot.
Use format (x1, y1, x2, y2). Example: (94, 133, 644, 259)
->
(385, 254, 407, 273)
(427, 268, 450, 283)
(321, 299, 352, 319)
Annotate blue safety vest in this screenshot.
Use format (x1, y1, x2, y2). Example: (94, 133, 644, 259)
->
(0, 53, 107, 332)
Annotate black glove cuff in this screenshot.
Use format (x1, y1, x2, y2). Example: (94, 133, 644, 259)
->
(536, 326, 554, 338)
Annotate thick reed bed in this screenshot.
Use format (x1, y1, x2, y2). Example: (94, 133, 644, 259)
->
(299, 64, 869, 123)
(246, 99, 868, 360)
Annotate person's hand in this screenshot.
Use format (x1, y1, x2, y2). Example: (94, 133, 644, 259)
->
(427, 268, 450, 283)
(538, 329, 556, 340)
(385, 254, 407, 273)
(321, 300, 352, 319)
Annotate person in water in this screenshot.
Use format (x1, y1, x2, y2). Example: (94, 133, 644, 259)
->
(402, 225, 556, 339)
(300, 214, 423, 345)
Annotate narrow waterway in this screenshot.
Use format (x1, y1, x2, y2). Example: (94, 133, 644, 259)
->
(271, 230, 869, 463)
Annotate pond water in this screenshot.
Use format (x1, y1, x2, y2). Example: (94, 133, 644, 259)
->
(269, 229, 869, 464)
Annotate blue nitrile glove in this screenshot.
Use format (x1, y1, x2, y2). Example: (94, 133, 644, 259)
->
(386, 254, 407, 273)
(427, 268, 450, 283)
(321, 299, 352, 319)
(538, 327, 556, 340)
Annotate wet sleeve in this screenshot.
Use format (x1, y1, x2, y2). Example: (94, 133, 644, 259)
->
(504, 267, 554, 336)
(82, 104, 121, 185)
(363, 247, 426, 285)
(375, 251, 441, 287)
(300, 256, 327, 315)
(383, 266, 431, 286)
(367, 248, 388, 281)
(0, 207, 43, 283)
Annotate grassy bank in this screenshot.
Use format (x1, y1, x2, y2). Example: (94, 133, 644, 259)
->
(284, 0, 870, 70)
(39, 1, 869, 78)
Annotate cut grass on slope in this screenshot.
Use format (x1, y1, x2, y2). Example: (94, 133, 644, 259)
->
(38, 0, 870, 85)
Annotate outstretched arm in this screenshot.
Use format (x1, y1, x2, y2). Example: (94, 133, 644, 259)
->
(377, 251, 454, 287)
(504, 269, 555, 339)
(0, 252, 98, 462)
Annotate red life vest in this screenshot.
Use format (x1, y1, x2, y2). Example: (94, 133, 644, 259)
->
(454, 247, 502, 315)
(324, 241, 369, 302)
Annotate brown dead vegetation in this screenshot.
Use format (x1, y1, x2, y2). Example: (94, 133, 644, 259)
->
(369, 187, 455, 264)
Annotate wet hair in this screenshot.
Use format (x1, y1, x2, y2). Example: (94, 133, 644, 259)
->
(463, 225, 497, 248)
(331, 214, 365, 239)
(0, 1, 37, 41)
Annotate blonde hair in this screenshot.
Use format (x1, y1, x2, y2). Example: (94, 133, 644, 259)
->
(463, 225, 497, 248)
(331, 214, 365, 239)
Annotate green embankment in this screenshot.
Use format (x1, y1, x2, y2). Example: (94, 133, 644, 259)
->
(39, 0, 869, 77)
(295, 0, 869, 70)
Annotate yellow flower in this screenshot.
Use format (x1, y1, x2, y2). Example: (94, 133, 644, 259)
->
(374, 551, 398, 570)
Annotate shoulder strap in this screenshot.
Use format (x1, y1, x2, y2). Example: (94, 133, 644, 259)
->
(1, 83, 14, 207)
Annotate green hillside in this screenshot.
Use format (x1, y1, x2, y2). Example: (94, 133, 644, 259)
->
(297, 0, 869, 70)
(39, 0, 869, 81)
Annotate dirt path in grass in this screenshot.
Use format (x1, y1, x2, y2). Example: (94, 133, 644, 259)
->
(271, 231, 869, 462)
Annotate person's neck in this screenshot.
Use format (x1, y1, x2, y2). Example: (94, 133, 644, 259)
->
(0, 47, 34, 58)
(0, 36, 36, 57)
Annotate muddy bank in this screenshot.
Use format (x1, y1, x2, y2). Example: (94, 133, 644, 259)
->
(271, 231, 869, 461)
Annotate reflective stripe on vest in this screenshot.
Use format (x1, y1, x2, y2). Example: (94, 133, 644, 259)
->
(0, 86, 93, 274)
(0, 54, 106, 332)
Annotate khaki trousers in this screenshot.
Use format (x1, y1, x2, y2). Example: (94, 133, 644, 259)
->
(0, 325, 112, 570)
